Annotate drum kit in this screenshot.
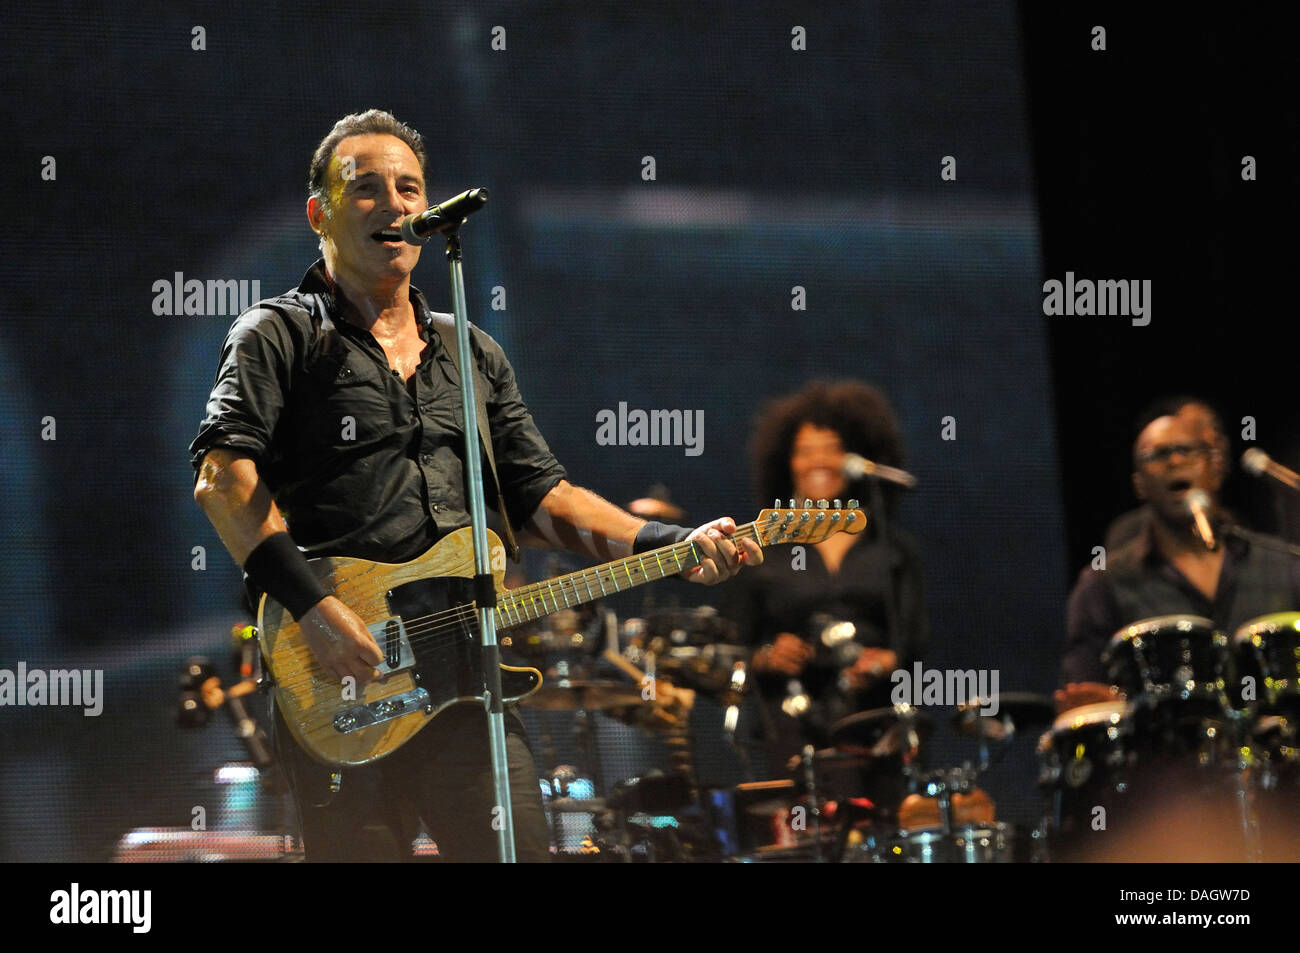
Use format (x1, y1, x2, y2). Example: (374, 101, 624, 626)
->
(509, 599, 748, 861)
(510, 594, 1052, 862)
(1040, 611, 1300, 861)
(511, 602, 1300, 861)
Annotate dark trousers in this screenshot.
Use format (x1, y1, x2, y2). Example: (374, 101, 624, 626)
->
(274, 702, 551, 862)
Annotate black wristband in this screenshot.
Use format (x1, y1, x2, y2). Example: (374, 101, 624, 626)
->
(243, 532, 330, 620)
(633, 521, 693, 555)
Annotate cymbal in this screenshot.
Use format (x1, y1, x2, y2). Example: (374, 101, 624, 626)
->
(627, 497, 686, 522)
(627, 606, 740, 647)
(829, 706, 933, 752)
(952, 693, 1055, 739)
(793, 747, 878, 769)
(522, 680, 645, 712)
(781, 748, 880, 779)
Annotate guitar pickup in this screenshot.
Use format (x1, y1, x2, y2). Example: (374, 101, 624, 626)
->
(332, 688, 431, 733)
(366, 617, 415, 675)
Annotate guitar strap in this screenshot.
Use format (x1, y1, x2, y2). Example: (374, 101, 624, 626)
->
(429, 313, 521, 563)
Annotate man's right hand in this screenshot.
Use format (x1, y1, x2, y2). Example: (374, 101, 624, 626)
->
(1054, 681, 1122, 715)
(298, 596, 384, 685)
(754, 632, 814, 676)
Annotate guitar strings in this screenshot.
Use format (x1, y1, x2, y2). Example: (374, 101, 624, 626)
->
(392, 522, 763, 645)
(269, 517, 829, 694)
(267, 529, 747, 694)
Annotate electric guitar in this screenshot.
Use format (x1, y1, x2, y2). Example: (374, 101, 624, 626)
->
(260, 502, 866, 766)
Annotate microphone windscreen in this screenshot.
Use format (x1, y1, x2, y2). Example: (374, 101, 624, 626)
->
(1242, 448, 1269, 476)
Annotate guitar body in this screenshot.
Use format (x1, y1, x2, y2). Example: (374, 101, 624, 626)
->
(259, 527, 540, 767)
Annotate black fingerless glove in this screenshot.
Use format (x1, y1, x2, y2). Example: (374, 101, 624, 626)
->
(633, 521, 693, 555)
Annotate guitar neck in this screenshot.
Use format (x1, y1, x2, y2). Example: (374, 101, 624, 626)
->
(495, 522, 761, 629)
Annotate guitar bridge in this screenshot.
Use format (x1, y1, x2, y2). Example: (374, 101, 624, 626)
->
(332, 688, 432, 733)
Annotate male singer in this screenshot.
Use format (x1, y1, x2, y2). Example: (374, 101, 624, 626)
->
(1060, 401, 1300, 695)
(190, 109, 762, 860)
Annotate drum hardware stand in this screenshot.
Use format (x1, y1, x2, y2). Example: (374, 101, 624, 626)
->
(722, 662, 759, 782)
(920, 766, 975, 863)
(1227, 709, 1265, 862)
(567, 691, 609, 810)
(799, 745, 827, 861)
(864, 475, 904, 684)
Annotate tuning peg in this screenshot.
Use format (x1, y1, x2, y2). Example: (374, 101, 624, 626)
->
(847, 498, 859, 509)
(833, 498, 842, 509)
(787, 498, 795, 509)
(817, 499, 828, 509)
(803, 498, 812, 509)
(773, 498, 781, 509)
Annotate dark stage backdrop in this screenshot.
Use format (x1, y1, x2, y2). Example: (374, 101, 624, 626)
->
(8, 2, 1280, 863)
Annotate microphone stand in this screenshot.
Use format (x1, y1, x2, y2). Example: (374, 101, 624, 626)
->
(866, 476, 902, 665)
(443, 225, 516, 863)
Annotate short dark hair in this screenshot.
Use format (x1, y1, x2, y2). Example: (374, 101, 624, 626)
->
(1132, 395, 1229, 447)
(308, 109, 427, 208)
(749, 379, 907, 515)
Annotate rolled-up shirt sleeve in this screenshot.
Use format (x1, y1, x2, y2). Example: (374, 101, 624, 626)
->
(474, 328, 567, 528)
(189, 308, 295, 474)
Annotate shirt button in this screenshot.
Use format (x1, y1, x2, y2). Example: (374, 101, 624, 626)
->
(421, 452, 433, 464)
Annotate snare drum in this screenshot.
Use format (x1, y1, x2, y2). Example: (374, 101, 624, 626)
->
(1038, 700, 1134, 857)
(1104, 615, 1229, 717)
(1039, 700, 1133, 794)
(1233, 612, 1300, 714)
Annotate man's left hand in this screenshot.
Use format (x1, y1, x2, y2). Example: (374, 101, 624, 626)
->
(682, 517, 764, 584)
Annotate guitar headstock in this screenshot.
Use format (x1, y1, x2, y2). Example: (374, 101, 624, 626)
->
(755, 499, 868, 546)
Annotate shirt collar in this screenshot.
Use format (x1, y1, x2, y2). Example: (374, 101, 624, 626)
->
(298, 258, 434, 332)
(1127, 503, 1247, 566)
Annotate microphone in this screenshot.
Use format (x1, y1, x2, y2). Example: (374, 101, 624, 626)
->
(1185, 489, 1217, 551)
(399, 188, 490, 244)
(1242, 448, 1300, 492)
(842, 454, 917, 489)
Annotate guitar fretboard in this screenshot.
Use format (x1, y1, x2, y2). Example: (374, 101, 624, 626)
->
(495, 521, 762, 629)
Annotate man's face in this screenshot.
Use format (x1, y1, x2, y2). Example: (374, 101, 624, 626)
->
(308, 133, 427, 285)
(1132, 414, 1225, 523)
(1178, 403, 1229, 481)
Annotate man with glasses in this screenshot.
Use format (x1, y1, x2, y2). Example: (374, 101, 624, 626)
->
(1101, 398, 1231, 553)
(1059, 397, 1300, 699)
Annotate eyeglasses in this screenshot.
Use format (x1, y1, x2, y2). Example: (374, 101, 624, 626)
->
(1136, 442, 1215, 466)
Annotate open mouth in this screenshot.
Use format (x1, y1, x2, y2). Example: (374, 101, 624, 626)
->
(372, 228, 403, 243)
(1167, 478, 1193, 494)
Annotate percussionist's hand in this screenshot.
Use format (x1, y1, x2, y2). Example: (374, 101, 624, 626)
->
(1053, 681, 1122, 715)
(843, 648, 900, 692)
(753, 633, 814, 676)
(299, 596, 384, 685)
(682, 517, 764, 584)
